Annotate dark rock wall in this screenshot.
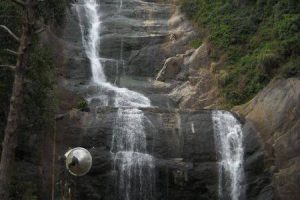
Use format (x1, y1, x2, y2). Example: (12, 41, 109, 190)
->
(55, 108, 219, 200)
(55, 107, 271, 200)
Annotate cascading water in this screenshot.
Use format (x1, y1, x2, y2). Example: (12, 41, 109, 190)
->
(112, 108, 155, 200)
(76, 0, 106, 84)
(75, 1, 155, 199)
(212, 111, 245, 200)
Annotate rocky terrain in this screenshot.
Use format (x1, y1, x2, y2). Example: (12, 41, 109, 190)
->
(0, 0, 298, 200)
(46, 0, 278, 200)
(55, 106, 273, 200)
(234, 78, 300, 200)
(38, 0, 299, 200)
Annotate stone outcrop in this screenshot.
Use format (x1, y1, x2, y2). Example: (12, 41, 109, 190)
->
(155, 42, 222, 109)
(233, 78, 300, 200)
(156, 56, 184, 81)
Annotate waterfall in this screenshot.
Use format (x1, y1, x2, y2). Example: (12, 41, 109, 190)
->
(212, 111, 245, 200)
(112, 109, 155, 200)
(75, 1, 154, 199)
(76, 0, 106, 84)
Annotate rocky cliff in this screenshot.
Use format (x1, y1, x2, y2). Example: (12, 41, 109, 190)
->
(0, 0, 297, 200)
(55, 106, 273, 200)
(234, 78, 300, 200)
(48, 0, 276, 200)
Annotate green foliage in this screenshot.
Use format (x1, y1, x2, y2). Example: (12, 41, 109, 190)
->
(11, 45, 57, 200)
(37, 0, 68, 25)
(10, 171, 38, 200)
(0, 0, 69, 198)
(17, 45, 56, 163)
(181, 0, 300, 106)
(188, 38, 202, 48)
(77, 99, 88, 110)
(0, 69, 13, 141)
(0, 0, 68, 139)
(0, 0, 22, 64)
(280, 57, 300, 78)
(0, 0, 22, 140)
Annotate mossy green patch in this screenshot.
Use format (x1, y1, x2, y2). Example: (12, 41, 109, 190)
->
(181, 0, 300, 106)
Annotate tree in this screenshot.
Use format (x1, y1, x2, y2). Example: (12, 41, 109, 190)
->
(0, 0, 40, 199)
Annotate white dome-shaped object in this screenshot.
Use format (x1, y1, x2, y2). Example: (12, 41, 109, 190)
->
(65, 147, 92, 176)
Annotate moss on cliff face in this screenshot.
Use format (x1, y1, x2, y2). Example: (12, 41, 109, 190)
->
(181, 0, 299, 106)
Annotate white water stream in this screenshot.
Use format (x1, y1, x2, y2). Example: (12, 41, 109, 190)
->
(75, 1, 154, 199)
(212, 111, 245, 200)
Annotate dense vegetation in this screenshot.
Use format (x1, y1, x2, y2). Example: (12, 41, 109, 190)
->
(0, 0, 22, 136)
(181, 0, 299, 105)
(0, 0, 68, 198)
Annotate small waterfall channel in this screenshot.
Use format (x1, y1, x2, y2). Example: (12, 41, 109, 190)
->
(212, 111, 245, 200)
(74, 0, 155, 200)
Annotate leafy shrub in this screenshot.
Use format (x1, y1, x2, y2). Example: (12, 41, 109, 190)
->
(77, 99, 88, 110)
(188, 39, 202, 48)
(280, 57, 300, 78)
(180, 0, 300, 106)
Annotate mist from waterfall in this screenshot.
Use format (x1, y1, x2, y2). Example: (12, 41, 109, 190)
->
(212, 111, 245, 200)
(74, 1, 154, 200)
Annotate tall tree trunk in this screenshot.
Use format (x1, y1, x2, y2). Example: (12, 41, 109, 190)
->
(0, 1, 36, 199)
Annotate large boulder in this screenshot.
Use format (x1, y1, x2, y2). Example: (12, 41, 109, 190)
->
(233, 78, 300, 200)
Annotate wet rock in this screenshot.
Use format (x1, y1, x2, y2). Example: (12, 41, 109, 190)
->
(56, 108, 219, 200)
(55, 106, 270, 200)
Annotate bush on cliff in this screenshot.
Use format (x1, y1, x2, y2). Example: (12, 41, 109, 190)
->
(181, 0, 300, 106)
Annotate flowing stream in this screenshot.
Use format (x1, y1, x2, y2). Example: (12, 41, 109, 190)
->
(75, 0, 155, 200)
(212, 111, 245, 200)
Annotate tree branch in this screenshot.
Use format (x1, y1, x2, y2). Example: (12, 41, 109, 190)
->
(0, 65, 16, 70)
(34, 27, 45, 34)
(4, 49, 19, 56)
(11, 0, 27, 7)
(0, 25, 20, 42)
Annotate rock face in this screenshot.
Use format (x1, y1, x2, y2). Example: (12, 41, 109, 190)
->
(55, 107, 270, 200)
(155, 42, 221, 109)
(56, 108, 218, 200)
(233, 78, 300, 200)
(58, 0, 197, 86)
(156, 55, 184, 81)
(50, 0, 273, 200)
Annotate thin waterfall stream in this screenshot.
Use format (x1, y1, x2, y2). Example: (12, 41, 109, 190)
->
(74, 0, 155, 200)
(212, 111, 245, 200)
